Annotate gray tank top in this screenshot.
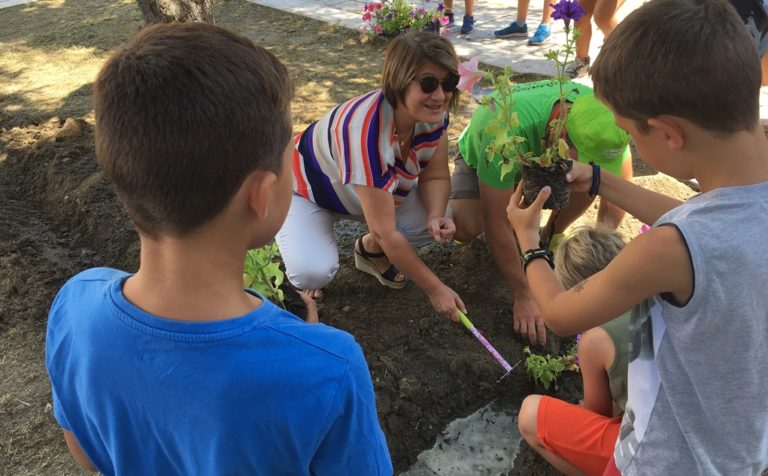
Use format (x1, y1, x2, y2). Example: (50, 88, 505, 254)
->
(614, 181, 768, 475)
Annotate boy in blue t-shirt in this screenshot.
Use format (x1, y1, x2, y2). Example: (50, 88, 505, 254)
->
(45, 23, 392, 475)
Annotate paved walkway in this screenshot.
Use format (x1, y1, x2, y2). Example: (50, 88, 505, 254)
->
(250, 0, 645, 76)
(3, 0, 768, 123)
(247, 0, 768, 124)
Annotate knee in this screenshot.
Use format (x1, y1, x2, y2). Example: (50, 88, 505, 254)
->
(286, 260, 339, 290)
(593, 12, 616, 32)
(518, 394, 543, 444)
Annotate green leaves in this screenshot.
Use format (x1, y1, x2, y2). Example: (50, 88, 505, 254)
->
(523, 346, 568, 390)
(243, 242, 285, 305)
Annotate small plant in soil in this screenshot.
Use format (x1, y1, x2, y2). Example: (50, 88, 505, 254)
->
(456, 0, 586, 209)
(523, 344, 579, 390)
(243, 242, 285, 305)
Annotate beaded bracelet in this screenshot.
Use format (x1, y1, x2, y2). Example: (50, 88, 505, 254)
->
(521, 247, 555, 272)
(588, 161, 601, 198)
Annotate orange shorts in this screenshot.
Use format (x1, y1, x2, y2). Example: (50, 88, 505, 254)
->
(536, 396, 622, 476)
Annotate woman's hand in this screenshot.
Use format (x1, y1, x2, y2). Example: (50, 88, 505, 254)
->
(427, 216, 456, 243)
(426, 282, 466, 322)
(506, 182, 549, 249)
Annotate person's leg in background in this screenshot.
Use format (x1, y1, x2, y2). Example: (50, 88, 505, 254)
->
(528, 1, 555, 45)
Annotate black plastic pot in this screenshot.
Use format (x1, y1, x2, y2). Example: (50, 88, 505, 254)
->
(521, 159, 573, 210)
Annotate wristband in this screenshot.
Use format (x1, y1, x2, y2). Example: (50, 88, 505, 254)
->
(588, 161, 601, 198)
(521, 247, 555, 272)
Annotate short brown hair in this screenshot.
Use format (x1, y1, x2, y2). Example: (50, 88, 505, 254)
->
(591, 0, 760, 134)
(554, 227, 625, 289)
(381, 31, 461, 113)
(95, 23, 293, 237)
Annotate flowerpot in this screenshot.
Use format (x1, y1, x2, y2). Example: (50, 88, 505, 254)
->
(422, 20, 441, 34)
(521, 159, 572, 210)
(380, 27, 410, 39)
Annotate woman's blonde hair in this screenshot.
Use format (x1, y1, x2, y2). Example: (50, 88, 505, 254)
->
(554, 226, 626, 289)
(381, 31, 461, 114)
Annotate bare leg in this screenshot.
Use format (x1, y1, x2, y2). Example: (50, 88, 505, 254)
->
(574, 0, 596, 59)
(540, 0, 554, 25)
(517, 0, 531, 23)
(449, 198, 484, 242)
(596, 157, 632, 229)
(518, 395, 588, 476)
(762, 52, 768, 86)
(465, 0, 474, 17)
(592, 0, 625, 35)
(445, 0, 453, 14)
(545, 191, 593, 235)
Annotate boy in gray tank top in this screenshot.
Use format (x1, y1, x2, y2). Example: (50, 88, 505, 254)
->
(506, 0, 768, 473)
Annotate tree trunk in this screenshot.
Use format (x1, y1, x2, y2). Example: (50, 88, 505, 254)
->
(137, 0, 215, 24)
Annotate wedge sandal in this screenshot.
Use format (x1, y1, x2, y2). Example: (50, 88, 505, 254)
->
(354, 236, 407, 289)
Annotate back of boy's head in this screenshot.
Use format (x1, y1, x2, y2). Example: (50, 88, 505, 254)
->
(94, 22, 294, 237)
(555, 227, 625, 290)
(591, 0, 760, 134)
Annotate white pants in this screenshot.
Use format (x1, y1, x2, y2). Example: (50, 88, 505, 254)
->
(276, 188, 447, 290)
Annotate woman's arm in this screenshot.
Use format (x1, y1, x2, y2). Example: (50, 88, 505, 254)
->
(417, 134, 455, 243)
(355, 184, 465, 320)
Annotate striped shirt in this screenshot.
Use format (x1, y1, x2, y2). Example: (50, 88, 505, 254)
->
(292, 90, 449, 215)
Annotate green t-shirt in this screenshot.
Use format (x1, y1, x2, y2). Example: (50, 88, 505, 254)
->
(457, 80, 594, 189)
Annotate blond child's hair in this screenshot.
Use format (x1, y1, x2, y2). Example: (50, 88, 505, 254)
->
(554, 227, 626, 289)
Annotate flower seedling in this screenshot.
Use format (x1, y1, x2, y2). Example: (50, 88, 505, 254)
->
(456, 0, 586, 208)
(361, 0, 448, 37)
(523, 346, 568, 390)
(243, 242, 285, 305)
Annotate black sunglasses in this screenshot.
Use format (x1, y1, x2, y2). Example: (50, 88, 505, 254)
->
(417, 74, 460, 94)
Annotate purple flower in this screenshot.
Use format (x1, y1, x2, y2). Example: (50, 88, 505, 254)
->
(437, 2, 445, 11)
(386, 12, 393, 20)
(549, 0, 585, 27)
(410, 9, 416, 17)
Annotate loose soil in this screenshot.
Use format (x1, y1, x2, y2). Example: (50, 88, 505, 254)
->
(0, 1, 697, 474)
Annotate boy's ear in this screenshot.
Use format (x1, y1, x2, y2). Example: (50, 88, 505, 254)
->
(647, 115, 685, 151)
(246, 170, 279, 219)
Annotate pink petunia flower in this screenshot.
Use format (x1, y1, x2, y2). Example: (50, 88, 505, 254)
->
(440, 15, 450, 25)
(362, 11, 372, 20)
(457, 57, 484, 93)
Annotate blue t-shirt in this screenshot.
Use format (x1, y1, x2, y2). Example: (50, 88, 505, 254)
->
(46, 268, 392, 476)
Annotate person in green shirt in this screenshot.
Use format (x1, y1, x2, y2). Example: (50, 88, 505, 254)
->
(449, 80, 631, 345)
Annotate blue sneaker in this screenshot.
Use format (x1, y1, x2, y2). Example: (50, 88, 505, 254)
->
(445, 12, 455, 27)
(494, 21, 527, 38)
(460, 15, 475, 34)
(527, 23, 551, 45)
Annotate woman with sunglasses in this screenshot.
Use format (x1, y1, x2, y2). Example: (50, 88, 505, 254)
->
(276, 31, 466, 322)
